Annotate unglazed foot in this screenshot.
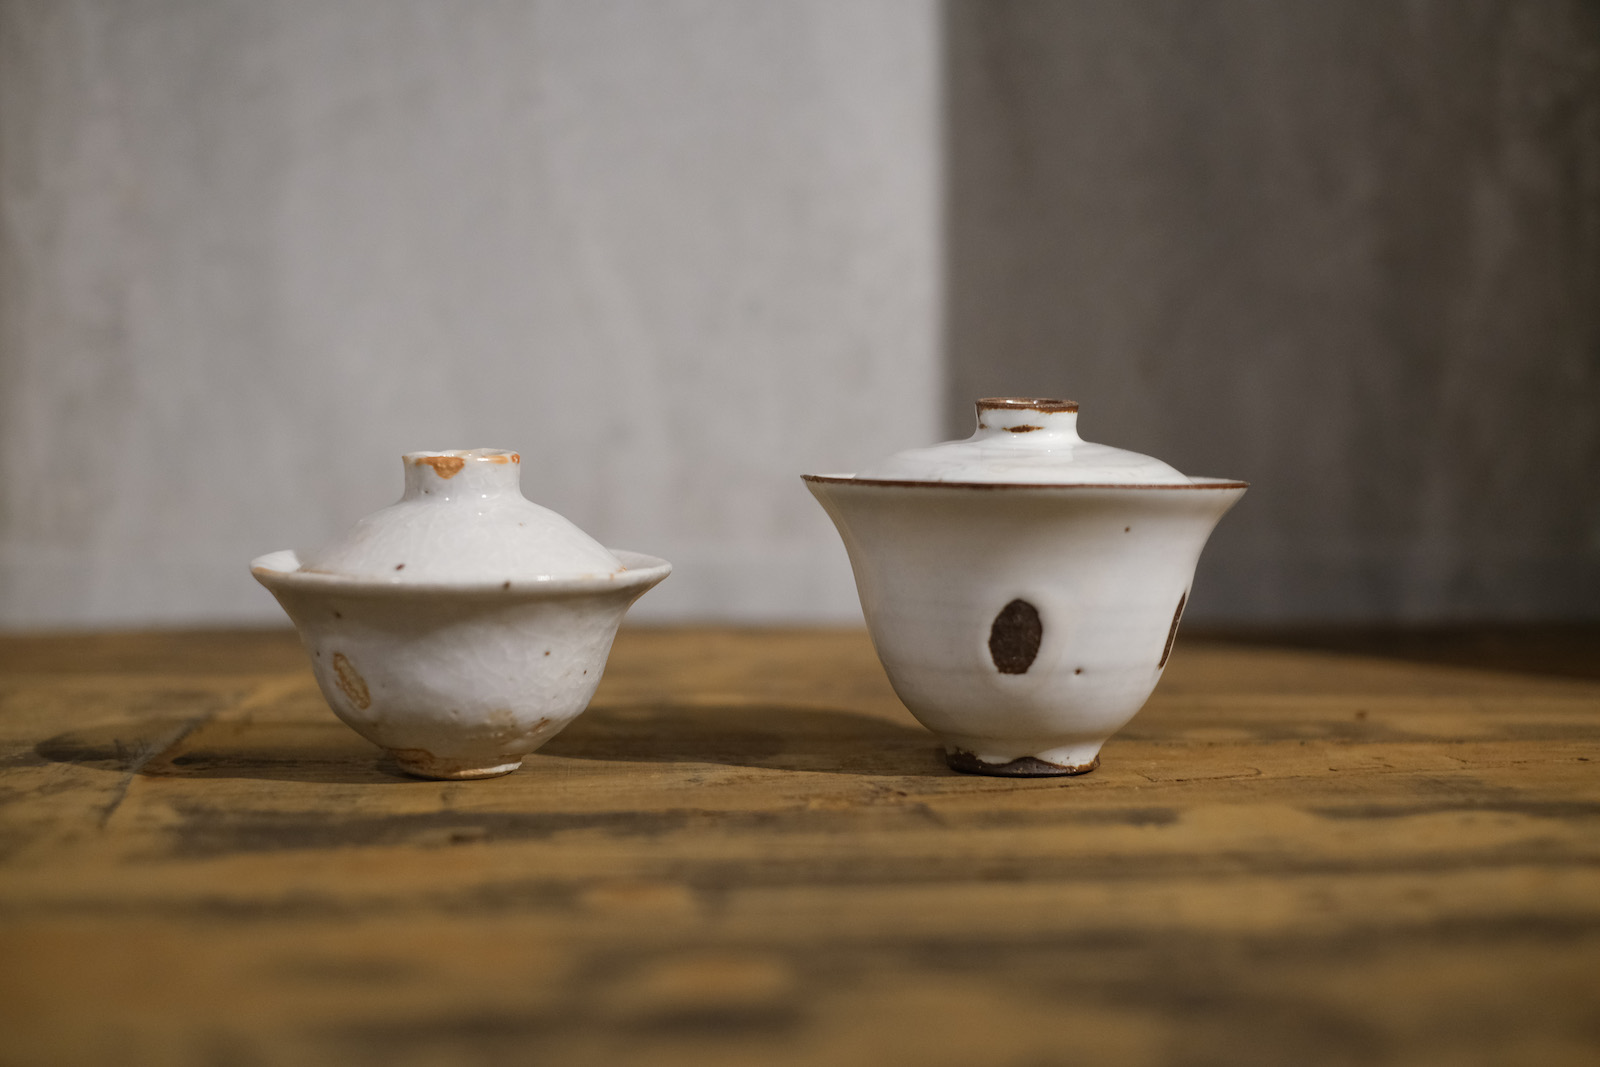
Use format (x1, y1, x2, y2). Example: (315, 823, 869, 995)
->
(944, 749, 1100, 777)
(390, 749, 524, 780)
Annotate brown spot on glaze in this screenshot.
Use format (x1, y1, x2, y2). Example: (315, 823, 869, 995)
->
(332, 653, 371, 710)
(1074, 667, 1082, 674)
(946, 749, 1099, 777)
(502, 580, 511, 590)
(418, 455, 465, 479)
(989, 599, 1043, 674)
(1003, 424, 1043, 433)
(1158, 591, 1187, 669)
(395, 563, 405, 571)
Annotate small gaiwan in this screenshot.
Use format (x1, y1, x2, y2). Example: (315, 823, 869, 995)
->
(804, 399, 1246, 777)
(252, 449, 670, 779)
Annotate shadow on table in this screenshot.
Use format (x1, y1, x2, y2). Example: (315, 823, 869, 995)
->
(36, 718, 414, 785)
(1188, 623, 1600, 682)
(543, 704, 946, 777)
(34, 705, 946, 783)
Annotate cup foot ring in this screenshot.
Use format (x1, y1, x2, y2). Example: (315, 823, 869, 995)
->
(945, 749, 1100, 777)
(389, 749, 523, 780)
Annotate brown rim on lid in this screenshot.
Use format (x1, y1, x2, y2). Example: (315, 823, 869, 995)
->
(976, 398, 1078, 413)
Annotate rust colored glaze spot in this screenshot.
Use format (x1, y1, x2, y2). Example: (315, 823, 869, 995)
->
(989, 599, 1042, 674)
(418, 455, 465, 479)
(332, 652, 371, 709)
(1158, 591, 1187, 669)
(1003, 424, 1043, 433)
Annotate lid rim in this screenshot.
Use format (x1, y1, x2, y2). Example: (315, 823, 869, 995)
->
(252, 549, 671, 595)
(802, 474, 1248, 491)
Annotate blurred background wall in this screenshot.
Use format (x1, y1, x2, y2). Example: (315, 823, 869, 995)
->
(945, 0, 1600, 622)
(1, 0, 1596, 629)
(0, 0, 939, 625)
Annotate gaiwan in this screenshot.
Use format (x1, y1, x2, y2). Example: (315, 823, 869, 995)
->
(804, 399, 1246, 777)
(252, 449, 670, 779)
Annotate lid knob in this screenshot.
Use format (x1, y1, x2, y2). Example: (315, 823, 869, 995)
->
(401, 449, 523, 501)
(975, 398, 1080, 436)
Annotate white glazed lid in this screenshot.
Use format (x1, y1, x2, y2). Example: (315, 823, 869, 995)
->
(853, 398, 1191, 485)
(295, 449, 624, 583)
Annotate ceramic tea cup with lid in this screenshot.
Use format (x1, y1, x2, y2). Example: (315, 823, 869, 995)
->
(804, 399, 1246, 777)
(252, 449, 670, 779)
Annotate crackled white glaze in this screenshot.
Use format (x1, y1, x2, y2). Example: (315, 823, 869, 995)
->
(298, 449, 623, 583)
(252, 450, 669, 779)
(805, 399, 1245, 777)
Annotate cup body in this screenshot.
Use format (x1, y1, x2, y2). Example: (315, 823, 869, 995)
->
(253, 549, 669, 778)
(805, 477, 1244, 773)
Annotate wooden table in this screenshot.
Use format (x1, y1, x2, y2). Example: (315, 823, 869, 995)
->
(1, 627, 1597, 1066)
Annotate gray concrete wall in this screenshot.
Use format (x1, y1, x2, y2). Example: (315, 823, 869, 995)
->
(0, 0, 940, 626)
(946, 0, 1600, 621)
(4, 1, 1596, 628)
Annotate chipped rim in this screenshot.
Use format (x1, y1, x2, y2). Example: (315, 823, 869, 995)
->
(250, 548, 671, 597)
(802, 474, 1249, 491)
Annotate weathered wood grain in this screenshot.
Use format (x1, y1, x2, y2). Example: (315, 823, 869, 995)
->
(0, 627, 1597, 1066)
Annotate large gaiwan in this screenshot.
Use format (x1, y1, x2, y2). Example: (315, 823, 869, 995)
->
(803, 399, 1246, 777)
(252, 449, 670, 780)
